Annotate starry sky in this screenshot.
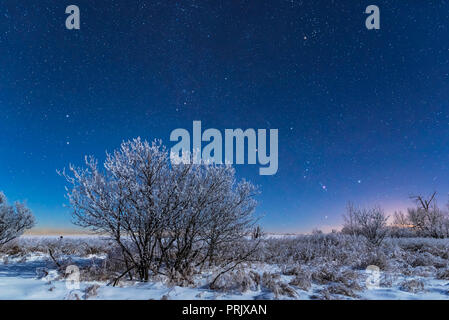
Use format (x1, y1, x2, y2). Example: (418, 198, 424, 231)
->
(1, 1, 449, 233)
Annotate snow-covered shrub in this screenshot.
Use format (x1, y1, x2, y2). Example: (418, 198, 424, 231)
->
(342, 203, 388, 246)
(399, 279, 425, 293)
(261, 271, 280, 283)
(261, 233, 367, 267)
(311, 290, 334, 300)
(0, 243, 23, 256)
(393, 193, 449, 238)
(288, 273, 312, 291)
(84, 284, 100, 299)
(312, 282, 360, 300)
(275, 283, 297, 298)
(340, 270, 363, 291)
(436, 267, 449, 280)
(379, 272, 396, 287)
(167, 269, 195, 287)
(61, 138, 260, 283)
(281, 264, 307, 276)
(389, 225, 418, 238)
(410, 252, 440, 267)
(64, 292, 81, 300)
(262, 272, 296, 298)
(1, 236, 111, 257)
(410, 266, 437, 278)
(324, 283, 359, 298)
(79, 261, 111, 282)
(398, 237, 449, 257)
(311, 263, 341, 284)
(310, 263, 362, 291)
(356, 249, 388, 270)
(0, 191, 35, 247)
(210, 269, 260, 293)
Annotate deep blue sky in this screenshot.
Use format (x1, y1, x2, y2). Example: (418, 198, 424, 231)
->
(1, 1, 449, 233)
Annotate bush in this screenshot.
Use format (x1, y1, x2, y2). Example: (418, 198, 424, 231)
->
(325, 283, 359, 298)
(210, 270, 260, 293)
(357, 250, 388, 270)
(342, 203, 388, 246)
(393, 193, 449, 238)
(262, 272, 296, 298)
(288, 273, 312, 291)
(437, 268, 449, 280)
(84, 284, 100, 299)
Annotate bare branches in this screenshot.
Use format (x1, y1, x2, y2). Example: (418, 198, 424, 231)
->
(342, 203, 388, 246)
(410, 192, 436, 212)
(0, 191, 35, 247)
(61, 138, 260, 283)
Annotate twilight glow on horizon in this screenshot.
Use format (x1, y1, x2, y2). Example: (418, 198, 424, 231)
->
(1, 1, 449, 234)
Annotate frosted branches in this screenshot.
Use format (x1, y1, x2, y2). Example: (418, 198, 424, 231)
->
(61, 137, 260, 282)
(0, 191, 35, 246)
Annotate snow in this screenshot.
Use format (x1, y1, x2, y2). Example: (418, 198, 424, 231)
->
(0, 253, 266, 300)
(1, 235, 448, 300)
(360, 278, 449, 300)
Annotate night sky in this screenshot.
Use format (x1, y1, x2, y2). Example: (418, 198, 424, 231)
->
(1, 1, 449, 233)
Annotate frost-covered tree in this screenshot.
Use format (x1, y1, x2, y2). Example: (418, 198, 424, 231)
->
(342, 203, 388, 246)
(61, 138, 259, 282)
(0, 192, 35, 246)
(391, 193, 449, 238)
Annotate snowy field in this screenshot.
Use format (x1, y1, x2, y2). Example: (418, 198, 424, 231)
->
(0, 235, 448, 300)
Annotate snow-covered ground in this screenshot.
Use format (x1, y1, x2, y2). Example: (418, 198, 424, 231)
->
(1, 254, 448, 300)
(0, 253, 278, 300)
(0, 235, 448, 300)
